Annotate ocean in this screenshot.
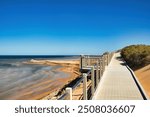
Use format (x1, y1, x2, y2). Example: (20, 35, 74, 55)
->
(0, 55, 79, 100)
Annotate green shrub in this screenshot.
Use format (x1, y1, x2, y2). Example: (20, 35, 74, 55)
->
(121, 44, 150, 69)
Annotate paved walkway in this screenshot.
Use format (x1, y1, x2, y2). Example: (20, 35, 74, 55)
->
(93, 53, 143, 100)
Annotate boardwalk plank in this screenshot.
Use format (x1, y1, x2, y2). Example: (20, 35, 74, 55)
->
(93, 53, 143, 100)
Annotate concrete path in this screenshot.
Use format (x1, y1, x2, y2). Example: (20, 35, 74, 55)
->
(93, 53, 143, 100)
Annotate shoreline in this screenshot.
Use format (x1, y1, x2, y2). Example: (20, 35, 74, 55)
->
(24, 59, 80, 100)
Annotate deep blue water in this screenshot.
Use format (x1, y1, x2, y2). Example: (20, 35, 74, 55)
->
(0, 55, 79, 59)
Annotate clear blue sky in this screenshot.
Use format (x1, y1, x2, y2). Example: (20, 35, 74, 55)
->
(0, 0, 150, 55)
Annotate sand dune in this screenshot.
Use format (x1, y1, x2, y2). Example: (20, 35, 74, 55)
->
(135, 64, 150, 98)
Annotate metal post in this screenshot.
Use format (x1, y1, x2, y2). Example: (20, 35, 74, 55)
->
(66, 87, 72, 100)
(91, 66, 95, 96)
(83, 73, 87, 100)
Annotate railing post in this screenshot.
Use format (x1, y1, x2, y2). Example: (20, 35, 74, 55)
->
(91, 66, 95, 96)
(80, 55, 83, 69)
(83, 73, 87, 100)
(107, 54, 109, 65)
(83, 55, 86, 67)
(108, 54, 110, 64)
(102, 56, 105, 73)
(104, 55, 106, 66)
(88, 56, 90, 66)
(96, 61, 99, 87)
(66, 87, 72, 100)
(99, 58, 102, 79)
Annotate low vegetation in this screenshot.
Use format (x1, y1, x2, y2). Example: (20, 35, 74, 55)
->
(121, 44, 150, 69)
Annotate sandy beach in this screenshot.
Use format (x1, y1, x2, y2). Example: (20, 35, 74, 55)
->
(135, 64, 150, 98)
(23, 59, 80, 100)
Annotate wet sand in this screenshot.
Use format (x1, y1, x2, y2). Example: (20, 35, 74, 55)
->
(24, 59, 80, 100)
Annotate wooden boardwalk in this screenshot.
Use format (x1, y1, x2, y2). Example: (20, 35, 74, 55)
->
(93, 53, 144, 100)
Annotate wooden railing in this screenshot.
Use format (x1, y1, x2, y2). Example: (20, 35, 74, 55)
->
(58, 52, 114, 100)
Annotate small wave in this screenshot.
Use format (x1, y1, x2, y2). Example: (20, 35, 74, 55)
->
(0, 62, 22, 67)
(0, 63, 14, 67)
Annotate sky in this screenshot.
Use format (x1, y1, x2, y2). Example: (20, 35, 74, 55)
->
(0, 0, 150, 55)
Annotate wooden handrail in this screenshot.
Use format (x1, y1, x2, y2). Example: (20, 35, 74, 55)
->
(58, 52, 114, 100)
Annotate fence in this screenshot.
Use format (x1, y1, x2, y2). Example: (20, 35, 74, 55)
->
(58, 52, 114, 100)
